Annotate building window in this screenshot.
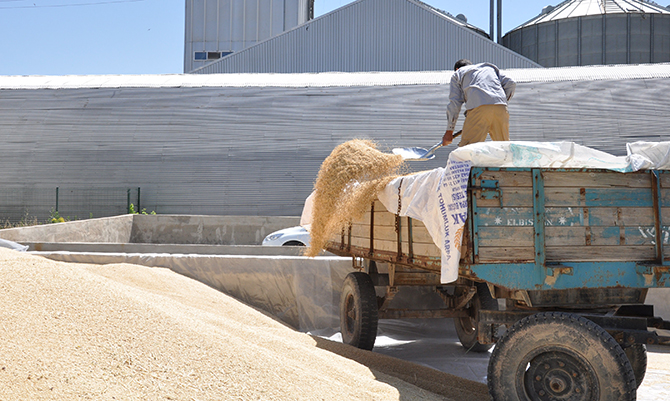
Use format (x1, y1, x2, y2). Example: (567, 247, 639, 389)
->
(195, 51, 232, 61)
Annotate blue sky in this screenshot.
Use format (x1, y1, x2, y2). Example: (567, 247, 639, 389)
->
(0, 0, 545, 76)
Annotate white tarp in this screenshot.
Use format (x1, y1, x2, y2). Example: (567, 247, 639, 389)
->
(0, 238, 28, 252)
(378, 141, 670, 283)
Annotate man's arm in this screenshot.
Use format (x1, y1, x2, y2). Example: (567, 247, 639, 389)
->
(500, 72, 516, 102)
(445, 72, 464, 133)
(442, 129, 454, 146)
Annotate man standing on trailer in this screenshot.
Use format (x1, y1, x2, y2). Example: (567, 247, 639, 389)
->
(442, 59, 516, 147)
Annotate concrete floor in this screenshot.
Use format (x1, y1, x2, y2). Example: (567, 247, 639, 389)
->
(359, 318, 670, 400)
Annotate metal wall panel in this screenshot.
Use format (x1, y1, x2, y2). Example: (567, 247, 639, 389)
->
(630, 15, 651, 64)
(557, 19, 579, 67)
(194, 0, 540, 74)
(537, 22, 556, 67)
(3, 65, 670, 221)
(605, 15, 628, 64)
(655, 16, 670, 63)
(505, 13, 670, 67)
(520, 27, 537, 62)
(184, 0, 308, 73)
(580, 16, 603, 65)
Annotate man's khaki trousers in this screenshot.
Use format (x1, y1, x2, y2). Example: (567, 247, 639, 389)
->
(459, 104, 510, 147)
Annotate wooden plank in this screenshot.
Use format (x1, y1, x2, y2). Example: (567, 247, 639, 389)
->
(360, 211, 396, 226)
(546, 245, 656, 262)
(659, 172, 670, 189)
(543, 226, 655, 246)
(543, 170, 651, 188)
(410, 220, 435, 244)
(478, 226, 534, 247)
(622, 226, 661, 246)
(349, 233, 441, 257)
(351, 221, 437, 245)
(477, 246, 535, 262)
(352, 223, 394, 242)
(584, 188, 653, 207)
(476, 206, 658, 227)
(589, 207, 655, 226)
(477, 207, 584, 227)
(479, 186, 661, 209)
(545, 226, 586, 246)
(475, 170, 533, 187)
(475, 187, 533, 208)
(662, 189, 670, 208)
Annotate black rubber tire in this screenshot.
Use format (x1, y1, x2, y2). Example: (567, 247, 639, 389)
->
(624, 343, 647, 388)
(339, 272, 379, 350)
(454, 282, 498, 352)
(488, 312, 636, 401)
(281, 240, 305, 246)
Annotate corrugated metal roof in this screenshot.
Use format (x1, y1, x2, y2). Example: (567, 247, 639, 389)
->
(412, 0, 489, 37)
(3, 63, 670, 90)
(516, 0, 670, 29)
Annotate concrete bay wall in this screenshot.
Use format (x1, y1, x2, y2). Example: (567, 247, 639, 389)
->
(0, 214, 300, 245)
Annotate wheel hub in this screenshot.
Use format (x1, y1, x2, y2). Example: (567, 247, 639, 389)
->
(524, 351, 597, 400)
(343, 294, 356, 336)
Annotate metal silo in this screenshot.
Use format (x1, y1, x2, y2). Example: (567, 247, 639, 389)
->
(184, 0, 314, 73)
(502, 0, 670, 67)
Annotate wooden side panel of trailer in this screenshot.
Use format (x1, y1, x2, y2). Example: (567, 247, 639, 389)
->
(471, 169, 669, 264)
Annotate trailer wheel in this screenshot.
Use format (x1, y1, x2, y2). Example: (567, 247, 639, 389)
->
(487, 312, 636, 401)
(454, 282, 497, 352)
(340, 272, 378, 350)
(624, 343, 647, 388)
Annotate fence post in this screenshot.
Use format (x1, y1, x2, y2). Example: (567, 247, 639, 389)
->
(127, 188, 131, 214)
(137, 187, 141, 212)
(55, 187, 59, 212)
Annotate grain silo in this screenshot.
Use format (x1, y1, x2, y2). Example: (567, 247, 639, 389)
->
(502, 0, 670, 67)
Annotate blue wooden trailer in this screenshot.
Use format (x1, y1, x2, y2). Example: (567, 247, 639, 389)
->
(326, 166, 670, 401)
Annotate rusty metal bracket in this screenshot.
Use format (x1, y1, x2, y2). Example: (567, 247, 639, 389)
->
(378, 286, 399, 312)
(453, 286, 477, 310)
(471, 179, 502, 208)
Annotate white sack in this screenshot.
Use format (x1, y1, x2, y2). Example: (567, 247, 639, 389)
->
(626, 141, 670, 170)
(378, 160, 471, 284)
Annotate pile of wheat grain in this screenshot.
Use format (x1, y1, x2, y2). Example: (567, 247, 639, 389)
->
(0, 248, 488, 400)
(305, 139, 404, 257)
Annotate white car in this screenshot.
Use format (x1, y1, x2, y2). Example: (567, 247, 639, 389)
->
(262, 226, 311, 247)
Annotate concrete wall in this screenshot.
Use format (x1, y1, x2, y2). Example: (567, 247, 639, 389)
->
(130, 214, 300, 245)
(0, 215, 134, 244)
(0, 214, 300, 245)
(647, 289, 670, 322)
(37, 251, 353, 332)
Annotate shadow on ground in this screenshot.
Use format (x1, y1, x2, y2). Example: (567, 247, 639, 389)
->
(312, 318, 490, 401)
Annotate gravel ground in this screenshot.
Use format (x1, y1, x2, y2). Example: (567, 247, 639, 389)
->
(0, 248, 488, 400)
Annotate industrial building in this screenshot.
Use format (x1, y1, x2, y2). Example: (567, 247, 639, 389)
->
(184, 0, 315, 73)
(189, 0, 540, 73)
(1, 63, 670, 223)
(502, 0, 670, 67)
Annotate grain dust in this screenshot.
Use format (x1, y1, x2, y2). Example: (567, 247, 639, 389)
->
(305, 139, 404, 256)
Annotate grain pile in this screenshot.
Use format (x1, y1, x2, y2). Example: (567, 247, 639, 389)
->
(305, 139, 404, 256)
(0, 248, 489, 400)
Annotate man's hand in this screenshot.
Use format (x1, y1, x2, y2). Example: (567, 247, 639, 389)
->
(442, 130, 454, 146)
